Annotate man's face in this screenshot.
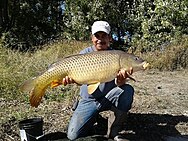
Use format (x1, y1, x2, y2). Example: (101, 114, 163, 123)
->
(92, 31, 111, 51)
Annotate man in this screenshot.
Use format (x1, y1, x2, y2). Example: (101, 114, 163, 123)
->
(62, 21, 134, 141)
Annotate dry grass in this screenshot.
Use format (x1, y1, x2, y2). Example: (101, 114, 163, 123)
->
(0, 40, 90, 99)
(0, 40, 90, 124)
(0, 36, 187, 105)
(136, 36, 188, 71)
(0, 38, 188, 140)
(0, 40, 92, 140)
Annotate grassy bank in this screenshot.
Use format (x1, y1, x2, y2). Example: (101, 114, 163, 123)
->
(1, 37, 188, 100)
(0, 37, 187, 121)
(1, 40, 89, 97)
(0, 40, 90, 124)
(134, 35, 188, 71)
(0, 38, 188, 140)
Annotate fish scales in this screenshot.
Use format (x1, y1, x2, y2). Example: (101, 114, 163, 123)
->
(20, 50, 149, 107)
(43, 51, 119, 84)
(62, 51, 120, 84)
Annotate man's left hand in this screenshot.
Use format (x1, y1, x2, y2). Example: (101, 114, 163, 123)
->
(115, 67, 133, 86)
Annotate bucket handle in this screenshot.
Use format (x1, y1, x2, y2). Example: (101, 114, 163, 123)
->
(24, 132, 44, 140)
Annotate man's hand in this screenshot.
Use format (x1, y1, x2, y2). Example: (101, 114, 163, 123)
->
(62, 76, 75, 86)
(115, 67, 133, 86)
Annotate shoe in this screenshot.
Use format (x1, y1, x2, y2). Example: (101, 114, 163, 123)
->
(114, 135, 130, 141)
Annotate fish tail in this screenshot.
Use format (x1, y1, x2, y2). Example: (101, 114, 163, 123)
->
(20, 76, 48, 107)
(20, 77, 37, 92)
(29, 86, 46, 108)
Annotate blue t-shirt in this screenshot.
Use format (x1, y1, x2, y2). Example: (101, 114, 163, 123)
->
(79, 45, 116, 99)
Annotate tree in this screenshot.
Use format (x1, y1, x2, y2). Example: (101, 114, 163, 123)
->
(63, 0, 137, 42)
(131, 0, 188, 52)
(0, 0, 65, 49)
(0, 0, 187, 51)
(0, 0, 19, 34)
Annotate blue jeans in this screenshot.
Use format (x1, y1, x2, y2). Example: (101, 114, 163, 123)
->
(67, 84, 134, 140)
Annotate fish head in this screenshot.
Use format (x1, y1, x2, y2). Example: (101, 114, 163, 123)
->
(120, 53, 149, 72)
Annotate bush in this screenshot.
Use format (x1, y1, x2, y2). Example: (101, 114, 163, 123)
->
(136, 35, 188, 70)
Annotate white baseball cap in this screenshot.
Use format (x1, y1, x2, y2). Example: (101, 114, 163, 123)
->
(91, 21, 111, 35)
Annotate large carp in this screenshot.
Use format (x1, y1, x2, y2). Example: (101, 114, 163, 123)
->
(20, 50, 149, 107)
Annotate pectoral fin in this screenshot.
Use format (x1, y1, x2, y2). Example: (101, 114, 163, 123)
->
(87, 82, 100, 94)
(51, 80, 62, 88)
(127, 75, 136, 82)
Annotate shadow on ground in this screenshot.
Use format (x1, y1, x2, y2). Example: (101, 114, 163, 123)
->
(1, 113, 188, 141)
(39, 113, 188, 141)
(123, 113, 188, 141)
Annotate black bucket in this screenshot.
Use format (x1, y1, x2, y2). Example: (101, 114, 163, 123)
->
(19, 118, 43, 141)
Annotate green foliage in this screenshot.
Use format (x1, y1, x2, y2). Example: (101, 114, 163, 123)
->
(63, 0, 187, 52)
(0, 0, 188, 52)
(0, 0, 64, 49)
(63, 0, 136, 41)
(62, 0, 91, 40)
(131, 0, 188, 52)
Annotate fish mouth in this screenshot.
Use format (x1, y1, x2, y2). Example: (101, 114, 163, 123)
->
(142, 62, 149, 69)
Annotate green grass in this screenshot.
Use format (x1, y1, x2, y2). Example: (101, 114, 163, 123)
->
(0, 40, 90, 101)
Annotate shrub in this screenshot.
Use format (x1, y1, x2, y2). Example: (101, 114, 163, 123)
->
(137, 35, 188, 70)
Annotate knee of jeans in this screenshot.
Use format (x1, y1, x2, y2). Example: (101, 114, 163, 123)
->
(121, 84, 134, 95)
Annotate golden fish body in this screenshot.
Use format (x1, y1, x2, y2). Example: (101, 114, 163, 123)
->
(20, 50, 149, 107)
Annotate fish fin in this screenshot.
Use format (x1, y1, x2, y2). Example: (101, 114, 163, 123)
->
(20, 77, 37, 92)
(127, 75, 136, 82)
(87, 82, 100, 94)
(63, 53, 82, 59)
(51, 80, 62, 88)
(30, 86, 46, 108)
(48, 54, 82, 69)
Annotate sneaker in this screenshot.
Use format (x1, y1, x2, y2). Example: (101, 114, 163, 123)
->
(114, 135, 130, 141)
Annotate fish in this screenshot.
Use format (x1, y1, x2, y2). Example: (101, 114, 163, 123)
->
(20, 50, 149, 107)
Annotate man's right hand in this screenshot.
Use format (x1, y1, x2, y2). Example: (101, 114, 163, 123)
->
(62, 76, 75, 86)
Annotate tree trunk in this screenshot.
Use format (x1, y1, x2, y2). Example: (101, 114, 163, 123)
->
(0, 0, 9, 32)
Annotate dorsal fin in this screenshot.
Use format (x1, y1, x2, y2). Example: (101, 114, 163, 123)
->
(48, 53, 83, 69)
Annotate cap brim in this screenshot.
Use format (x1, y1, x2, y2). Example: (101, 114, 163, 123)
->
(92, 27, 110, 35)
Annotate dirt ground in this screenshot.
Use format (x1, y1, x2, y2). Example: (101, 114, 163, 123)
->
(0, 69, 188, 141)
